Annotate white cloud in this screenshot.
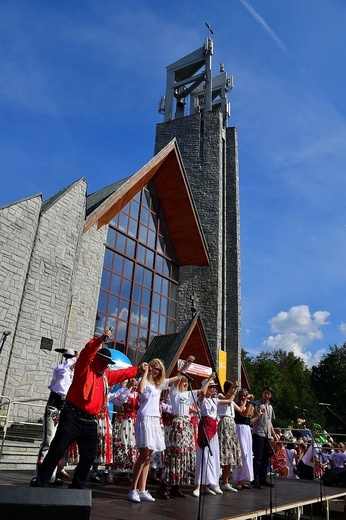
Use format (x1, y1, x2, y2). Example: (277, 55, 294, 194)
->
(239, 0, 286, 51)
(263, 305, 329, 367)
(339, 322, 346, 338)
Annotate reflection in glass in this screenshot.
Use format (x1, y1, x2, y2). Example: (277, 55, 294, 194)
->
(114, 255, 124, 275)
(104, 249, 113, 270)
(123, 258, 134, 279)
(131, 305, 140, 325)
(121, 279, 132, 299)
(142, 288, 151, 307)
(125, 237, 136, 257)
(159, 315, 167, 334)
(119, 213, 128, 232)
(111, 274, 121, 295)
(116, 232, 126, 254)
(116, 321, 127, 342)
(129, 325, 138, 346)
(152, 293, 160, 313)
(97, 291, 108, 313)
(132, 284, 141, 304)
(143, 269, 152, 288)
(106, 227, 116, 249)
(101, 270, 111, 291)
(140, 308, 149, 327)
(109, 295, 119, 317)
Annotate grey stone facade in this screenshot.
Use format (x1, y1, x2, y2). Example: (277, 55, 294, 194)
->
(155, 112, 241, 381)
(0, 180, 88, 421)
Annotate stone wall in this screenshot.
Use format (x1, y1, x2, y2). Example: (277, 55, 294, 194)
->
(0, 196, 41, 396)
(1, 180, 87, 421)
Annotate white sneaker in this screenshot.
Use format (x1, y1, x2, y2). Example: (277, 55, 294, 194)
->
(138, 490, 155, 502)
(192, 488, 200, 497)
(222, 483, 238, 492)
(204, 486, 216, 495)
(209, 485, 223, 495)
(128, 489, 141, 502)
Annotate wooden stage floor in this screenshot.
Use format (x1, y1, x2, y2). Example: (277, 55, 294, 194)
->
(0, 470, 345, 520)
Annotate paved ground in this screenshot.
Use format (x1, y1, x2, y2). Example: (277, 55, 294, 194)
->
(0, 470, 345, 520)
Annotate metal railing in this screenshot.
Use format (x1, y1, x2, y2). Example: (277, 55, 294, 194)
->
(0, 395, 46, 459)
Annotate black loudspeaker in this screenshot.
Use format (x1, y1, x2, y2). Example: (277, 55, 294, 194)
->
(0, 485, 91, 519)
(322, 468, 346, 487)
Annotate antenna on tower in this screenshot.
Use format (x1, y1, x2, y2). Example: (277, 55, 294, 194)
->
(205, 22, 214, 37)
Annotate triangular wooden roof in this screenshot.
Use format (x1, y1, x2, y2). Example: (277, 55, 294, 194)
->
(140, 313, 217, 385)
(83, 139, 210, 266)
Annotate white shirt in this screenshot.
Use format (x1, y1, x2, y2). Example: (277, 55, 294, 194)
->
(169, 384, 197, 416)
(48, 357, 75, 396)
(217, 393, 235, 418)
(137, 379, 169, 417)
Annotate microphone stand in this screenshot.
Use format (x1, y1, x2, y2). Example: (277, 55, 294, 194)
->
(186, 377, 212, 520)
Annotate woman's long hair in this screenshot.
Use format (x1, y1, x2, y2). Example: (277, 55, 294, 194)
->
(147, 358, 166, 387)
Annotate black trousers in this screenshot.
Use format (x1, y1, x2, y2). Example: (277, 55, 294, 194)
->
(252, 433, 271, 483)
(37, 409, 98, 488)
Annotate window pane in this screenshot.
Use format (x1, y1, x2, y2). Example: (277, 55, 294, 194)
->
(162, 258, 170, 277)
(154, 275, 162, 293)
(128, 218, 138, 237)
(161, 278, 169, 296)
(145, 249, 154, 268)
(104, 249, 113, 269)
(152, 293, 160, 313)
(131, 305, 140, 325)
(123, 258, 134, 279)
(143, 269, 153, 288)
(137, 244, 146, 265)
(139, 329, 147, 348)
(119, 213, 128, 232)
(140, 207, 149, 226)
(116, 321, 127, 342)
(148, 212, 157, 231)
(106, 226, 116, 248)
(121, 279, 132, 299)
(118, 300, 129, 321)
(97, 291, 108, 313)
(169, 300, 177, 318)
(125, 237, 136, 258)
(129, 325, 138, 346)
(135, 265, 143, 284)
(113, 254, 123, 275)
(95, 313, 106, 335)
(116, 232, 126, 253)
(167, 319, 175, 334)
(139, 224, 147, 244)
(142, 288, 151, 307)
(159, 315, 167, 334)
(130, 200, 140, 218)
(147, 229, 156, 248)
(100, 269, 111, 291)
(109, 295, 119, 317)
(110, 274, 121, 295)
(133, 284, 141, 304)
(160, 297, 168, 315)
(156, 255, 163, 273)
(140, 308, 149, 328)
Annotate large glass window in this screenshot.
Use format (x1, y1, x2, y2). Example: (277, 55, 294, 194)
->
(95, 185, 179, 364)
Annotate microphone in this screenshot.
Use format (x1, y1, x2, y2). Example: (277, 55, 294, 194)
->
(180, 371, 195, 382)
(246, 400, 255, 406)
(294, 406, 308, 412)
(2, 330, 12, 336)
(319, 403, 332, 406)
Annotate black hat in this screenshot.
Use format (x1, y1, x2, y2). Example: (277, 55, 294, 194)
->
(63, 348, 76, 359)
(96, 348, 115, 365)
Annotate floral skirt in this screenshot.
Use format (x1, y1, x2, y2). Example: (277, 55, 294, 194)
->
(112, 416, 138, 472)
(218, 416, 242, 468)
(163, 415, 196, 485)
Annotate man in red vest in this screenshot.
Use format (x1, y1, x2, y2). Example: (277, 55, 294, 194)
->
(31, 330, 146, 489)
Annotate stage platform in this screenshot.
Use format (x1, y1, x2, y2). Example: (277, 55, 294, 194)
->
(0, 470, 345, 520)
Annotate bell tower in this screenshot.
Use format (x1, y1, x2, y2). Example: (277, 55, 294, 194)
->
(155, 38, 241, 381)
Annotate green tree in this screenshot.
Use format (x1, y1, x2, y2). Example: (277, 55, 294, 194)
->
(311, 344, 346, 433)
(243, 349, 322, 429)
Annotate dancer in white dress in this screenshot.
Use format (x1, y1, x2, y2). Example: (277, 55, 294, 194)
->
(193, 375, 240, 497)
(128, 356, 194, 503)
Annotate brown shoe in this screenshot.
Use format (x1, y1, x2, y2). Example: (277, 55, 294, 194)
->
(157, 487, 170, 500)
(170, 486, 186, 498)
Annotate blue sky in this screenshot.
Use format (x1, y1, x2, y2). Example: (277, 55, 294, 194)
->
(1, 0, 346, 367)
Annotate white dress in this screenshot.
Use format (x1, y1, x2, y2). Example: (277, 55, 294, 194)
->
(135, 379, 169, 451)
(195, 397, 221, 486)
